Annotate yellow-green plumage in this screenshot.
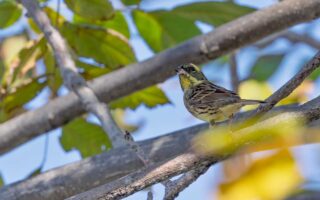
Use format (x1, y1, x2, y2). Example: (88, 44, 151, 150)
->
(176, 63, 265, 126)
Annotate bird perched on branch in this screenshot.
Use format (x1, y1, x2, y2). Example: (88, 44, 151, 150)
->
(176, 63, 266, 126)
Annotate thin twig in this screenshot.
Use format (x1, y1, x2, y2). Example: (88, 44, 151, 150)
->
(39, 133, 49, 169)
(254, 30, 320, 50)
(248, 50, 320, 118)
(124, 131, 153, 166)
(284, 31, 320, 49)
(147, 190, 153, 200)
(229, 52, 239, 92)
(164, 163, 211, 200)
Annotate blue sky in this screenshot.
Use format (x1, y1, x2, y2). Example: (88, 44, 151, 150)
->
(1, 0, 320, 199)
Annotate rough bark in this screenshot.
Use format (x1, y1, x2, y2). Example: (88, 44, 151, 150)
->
(0, 104, 316, 200)
(0, 0, 319, 155)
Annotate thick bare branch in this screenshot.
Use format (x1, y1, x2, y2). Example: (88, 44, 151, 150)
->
(0, 103, 317, 200)
(66, 107, 320, 200)
(0, 0, 320, 155)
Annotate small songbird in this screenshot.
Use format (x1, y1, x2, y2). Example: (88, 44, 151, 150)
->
(176, 63, 266, 126)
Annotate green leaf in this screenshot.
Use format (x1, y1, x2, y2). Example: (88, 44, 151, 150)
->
(0, 59, 5, 83)
(60, 118, 112, 158)
(0, 0, 22, 28)
(74, 11, 130, 38)
(110, 86, 170, 109)
(133, 2, 253, 53)
(309, 69, 320, 80)
(26, 167, 41, 179)
(121, 0, 140, 6)
(0, 173, 4, 187)
(62, 23, 135, 68)
(65, 0, 114, 21)
(43, 46, 62, 94)
(251, 55, 284, 81)
(77, 60, 112, 80)
(171, 2, 255, 26)
(133, 10, 200, 52)
(0, 78, 46, 113)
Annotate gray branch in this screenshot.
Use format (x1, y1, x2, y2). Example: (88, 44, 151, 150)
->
(0, 103, 316, 200)
(0, 0, 319, 155)
(66, 107, 320, 200)
(20, 0, 127, 147)
(229, 52, 239, 92)
(163, 163, 211, 200)
(249, 50, 320, 118)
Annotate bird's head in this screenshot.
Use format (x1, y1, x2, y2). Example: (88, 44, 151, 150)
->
(176, 63, 207, 91)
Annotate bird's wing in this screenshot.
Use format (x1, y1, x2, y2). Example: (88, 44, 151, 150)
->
(188, 82, 240, 107)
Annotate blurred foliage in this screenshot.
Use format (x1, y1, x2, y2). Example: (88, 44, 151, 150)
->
(60, 110, 139, 158)
(0, 173, 3, 187)
(250, 54, 284, 81)
(133, 10, 201, 52)
(73, 11, 130, 38)
(62, 23, 135, 68)
(217, 150, 303, 200)
(110, 86, 170, 109)
(0, 0, 22, 28)
(60, 117, 112, 158)
(239, 80, 272, 111)
(239, 79, 314, 111)
(65, 0, 114, 21)
(121, 0, 141, 6)
(0, 78, 46, 122)
(279, 80, 314, 105)
(194, 114, 304, 156)
(133, 2, 254, 52)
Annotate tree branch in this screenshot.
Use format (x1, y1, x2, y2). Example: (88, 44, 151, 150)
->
(0, 103, 317, 200)
(163, 163, 211, 200)
(229, 52, 239, 92)
(284, 31, 320, 49)
(249, 50, 320, 118)
(0, 0, 319, 155)
(66, 107, 320, 200)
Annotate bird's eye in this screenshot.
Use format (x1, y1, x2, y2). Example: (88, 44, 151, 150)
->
(189, 67, 196, 72)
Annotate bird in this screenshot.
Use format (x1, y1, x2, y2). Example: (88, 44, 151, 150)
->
(176, 63, 266, 126)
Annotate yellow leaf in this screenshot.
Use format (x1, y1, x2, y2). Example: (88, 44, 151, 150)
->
(193, 113, 304, 156)
(0, 34, 27, 66)
(239, 80, 272, 111)
(217, 150, 303, 200)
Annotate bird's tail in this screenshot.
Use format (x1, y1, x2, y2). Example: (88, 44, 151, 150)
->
(241, 99, 266, 105)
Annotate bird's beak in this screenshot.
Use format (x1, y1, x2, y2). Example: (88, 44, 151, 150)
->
(175, 66, 187, 75)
